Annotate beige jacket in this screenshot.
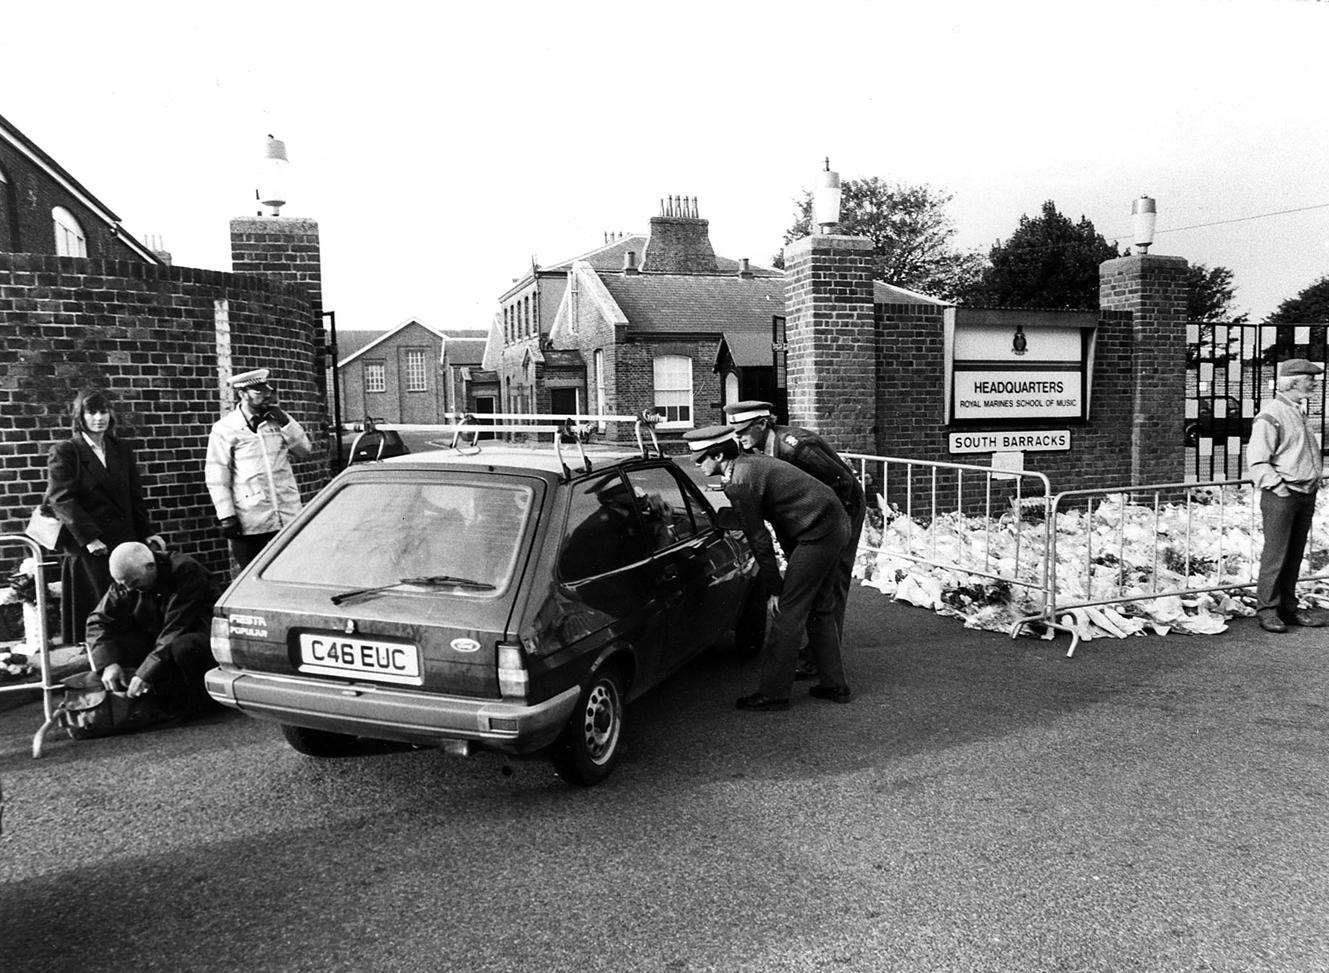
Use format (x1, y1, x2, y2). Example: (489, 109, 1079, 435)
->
(1247, 393, 1323, 494)
(205, 408, 314, 534)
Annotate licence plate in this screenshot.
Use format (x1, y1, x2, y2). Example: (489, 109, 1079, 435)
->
(298, 633, 423, 686)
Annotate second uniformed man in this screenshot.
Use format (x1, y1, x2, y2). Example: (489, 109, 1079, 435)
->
(723, 401, 866, 676)
(683, 425, 853, 710)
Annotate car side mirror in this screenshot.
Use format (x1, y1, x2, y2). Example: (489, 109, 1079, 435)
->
(714, 507, 742, 531)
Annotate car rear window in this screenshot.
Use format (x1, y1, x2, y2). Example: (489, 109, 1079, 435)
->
(262, 479, 535, 595)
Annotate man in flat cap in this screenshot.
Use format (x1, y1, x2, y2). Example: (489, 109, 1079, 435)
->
(205, 368, 314, 568)
(1247, 358, 1327, 632)
(724, 401, 866, 678)
(684, 424, 853, 711)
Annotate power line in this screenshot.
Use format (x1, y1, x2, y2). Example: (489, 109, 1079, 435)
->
(1145, 201, 1329, 238)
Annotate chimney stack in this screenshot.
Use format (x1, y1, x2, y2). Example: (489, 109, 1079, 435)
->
(738, 257, 752, 279)
(641, 193, 717, 274)
(623, 250, 639, 275)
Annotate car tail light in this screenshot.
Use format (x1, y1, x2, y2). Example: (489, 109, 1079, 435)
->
(210, 615, 233, 664)
(497, 641, 528, 700)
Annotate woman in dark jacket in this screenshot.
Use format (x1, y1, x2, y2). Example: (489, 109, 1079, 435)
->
(45, 390, 163, 643)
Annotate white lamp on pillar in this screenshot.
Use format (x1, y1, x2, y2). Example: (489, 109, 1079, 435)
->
(1132, 195, 1156, 254)
(258, 135, 289, 217)
(814, 158, 842, 234)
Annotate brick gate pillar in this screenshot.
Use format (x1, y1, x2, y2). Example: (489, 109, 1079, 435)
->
(783, 234, 876, 454)
(1099, 253, 1189, 485)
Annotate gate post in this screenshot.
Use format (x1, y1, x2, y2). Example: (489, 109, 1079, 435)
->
(782, 233, 876, 454)
(1099, 253, 1190, 485)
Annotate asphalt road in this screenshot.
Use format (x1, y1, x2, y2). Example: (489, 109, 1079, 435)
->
(2, 588, 1327, 973)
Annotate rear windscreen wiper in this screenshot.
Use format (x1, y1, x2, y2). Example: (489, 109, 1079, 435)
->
(331, 574, 495, 605)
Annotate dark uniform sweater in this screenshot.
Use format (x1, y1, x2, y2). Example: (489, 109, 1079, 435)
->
(725, 453, 849, 593)
(765, 424, 866, 521)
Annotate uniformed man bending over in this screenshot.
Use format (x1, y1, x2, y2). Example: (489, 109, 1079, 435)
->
(683, 425, 853, 711)
(724, 401, 866, 676)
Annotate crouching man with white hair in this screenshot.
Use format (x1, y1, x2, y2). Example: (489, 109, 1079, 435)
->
(85, 542, 220, 715)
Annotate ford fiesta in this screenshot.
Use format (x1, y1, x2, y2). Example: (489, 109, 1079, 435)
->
(205, 429, 763, 785)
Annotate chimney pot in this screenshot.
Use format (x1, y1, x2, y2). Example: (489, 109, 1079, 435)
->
(623, 250, 640, 275)
(738, 257, 752, 279)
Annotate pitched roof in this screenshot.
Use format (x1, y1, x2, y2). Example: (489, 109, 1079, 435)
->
(597, 272, 786, 335)
(337, 318, 447, 368)
(0, 111, 159, 264)
(336, 330, 387, 362)
(443, 338, 487, 366)
(716, 331, 773, 368)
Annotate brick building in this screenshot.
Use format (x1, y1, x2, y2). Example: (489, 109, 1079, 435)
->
(484, 198, 784, 439)
(336, 320, 491, 423)
(0, 115, 329, 579)
(0, 112, 159, 263)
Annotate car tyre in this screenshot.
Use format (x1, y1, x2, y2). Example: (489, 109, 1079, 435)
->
(280, 723, 359, 758)
(551, 666, 625, 786)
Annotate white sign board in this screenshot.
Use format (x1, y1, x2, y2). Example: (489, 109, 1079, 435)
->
(952, 371, 1083, 420)
(948, 430, 1071, 454)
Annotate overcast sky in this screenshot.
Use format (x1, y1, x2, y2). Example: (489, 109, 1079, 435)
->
(3, 0, 1326, 332)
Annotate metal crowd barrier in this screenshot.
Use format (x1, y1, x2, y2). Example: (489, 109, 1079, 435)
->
(1011, 476, 1329, 658)
(840, 453, 1054, 611)
(0, 535, 58, 756)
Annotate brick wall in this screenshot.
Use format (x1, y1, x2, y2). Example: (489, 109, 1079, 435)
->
(0, 252, 329, 578)
(783, 234, 876, 455)
(1100, 254, 1188, 485)
(0, 142, 149, 262)
(230, 218, 322, 316)
(639, 216, 718, 274)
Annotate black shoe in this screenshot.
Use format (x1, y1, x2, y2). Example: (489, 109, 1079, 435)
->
(1258, 612, 1288, 634)
(1281, 610, 1327, 628)
(792, 661, 820, 681)
(735, 693, 791, 712)
(809, 685, 853, 704)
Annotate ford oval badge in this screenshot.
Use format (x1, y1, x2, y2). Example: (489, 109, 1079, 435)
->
(451, 637, 481, 654)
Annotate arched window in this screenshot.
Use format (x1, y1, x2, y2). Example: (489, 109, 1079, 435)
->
(652, 355, 693, 428)
(724, 372, 740, 407)
(52, 206, 87, 258)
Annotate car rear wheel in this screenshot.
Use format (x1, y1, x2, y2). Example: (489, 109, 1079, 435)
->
(551, 666, 625, 786)
(280, 724, 359, 758)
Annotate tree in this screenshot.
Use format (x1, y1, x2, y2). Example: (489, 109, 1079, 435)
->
(1266, 276, 1329, 324)
(962, 200, 1119, 310)
(775, 178, 984, 302)
(1186, 263, 1247, 324)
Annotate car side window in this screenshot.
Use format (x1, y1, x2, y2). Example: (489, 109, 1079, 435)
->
(623, 466, 697, 552)
(557, 472, 654, 581)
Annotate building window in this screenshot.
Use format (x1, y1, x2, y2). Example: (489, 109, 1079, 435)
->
(524, 296, 531, 336)
(364, 361, 386, 393)
(52, 206, 87, 258)
(593, 349, 606, 430)
(653, 355, 693, 428)
(405, 349, 428, 392)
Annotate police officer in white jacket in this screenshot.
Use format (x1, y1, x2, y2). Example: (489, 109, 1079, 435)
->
(1246, 358, 1326, 633)
(205, 368, 314, 568)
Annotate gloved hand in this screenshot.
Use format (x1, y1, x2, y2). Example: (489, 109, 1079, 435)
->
(261, 401, 291, 427)
(219, 516, 243, 539)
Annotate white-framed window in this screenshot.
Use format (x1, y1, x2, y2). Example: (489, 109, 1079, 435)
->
(653, 355, 693, 428)
(404, 349, 428, 392)
(52, 206, 87, 258)
(364, 361, 386, 394)
(724, 371, 740, 406)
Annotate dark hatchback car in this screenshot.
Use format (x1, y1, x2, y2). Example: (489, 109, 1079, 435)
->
(205, 437, 763, 785)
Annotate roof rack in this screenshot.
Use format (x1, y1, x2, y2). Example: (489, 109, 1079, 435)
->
(341, 410, 665, 479)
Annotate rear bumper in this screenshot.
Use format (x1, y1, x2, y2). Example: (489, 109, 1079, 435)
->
(205, 667, 580, 755)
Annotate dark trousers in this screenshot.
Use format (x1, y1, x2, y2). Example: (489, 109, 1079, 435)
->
(798, 502, 865, 666)
(113, 630, 215, 712)
(230, 532, 277, 569)
(758, 520, 851, 699)
(1257, 488, 1317, 613)
(61, 551, 112, 645)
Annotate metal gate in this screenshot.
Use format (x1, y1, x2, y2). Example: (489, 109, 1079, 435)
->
(1185, 321, 1329, 481)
